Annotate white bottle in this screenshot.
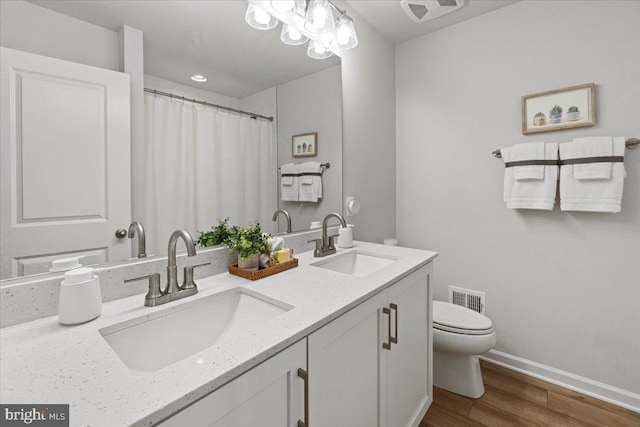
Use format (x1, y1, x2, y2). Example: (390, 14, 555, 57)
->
(58, 267, 102, 325)
(337, 226, 353, 248)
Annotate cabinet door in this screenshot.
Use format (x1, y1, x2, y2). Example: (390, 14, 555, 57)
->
(308, 291, 386, 427)
(385, 265, 433, 427)
(158, 339, 306, 427)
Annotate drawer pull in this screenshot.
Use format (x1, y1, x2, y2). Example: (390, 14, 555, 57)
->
(390, 303, 398, 344)
(298, 368, 308, 427)
(383, 307, 392, 350)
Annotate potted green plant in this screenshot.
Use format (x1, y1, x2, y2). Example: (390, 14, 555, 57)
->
(566, 105, 580, 121)
(549, 104, 563, 124)
(224, 222, 271, 271)
(196, 218, 231, 248)
(533, 112, 546, 126)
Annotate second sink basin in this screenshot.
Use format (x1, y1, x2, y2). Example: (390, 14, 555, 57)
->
(100, 288, 292, 374)
(311, 250, 398, 277)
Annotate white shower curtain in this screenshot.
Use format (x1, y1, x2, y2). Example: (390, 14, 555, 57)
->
(141, 94, 276, 255)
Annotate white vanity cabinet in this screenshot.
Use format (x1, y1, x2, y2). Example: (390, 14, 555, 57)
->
(158, 339, 306, 427)
(308, 263, 433, 427)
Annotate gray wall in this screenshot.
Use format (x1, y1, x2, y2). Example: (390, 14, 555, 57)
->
(396, 0, 640, 394)
(277, 66, 343, 232)
(0, 0, 119, 71)
(340, 3, 397, 243)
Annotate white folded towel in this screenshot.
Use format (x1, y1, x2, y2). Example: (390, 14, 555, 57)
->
(571, 137, 613, 180)
(502, 143, 558, 210)
(559, 137, 626, 213)
(510, 142, 546, 180)
(280, 163, 299, 202)
(299, 161, 323, 202)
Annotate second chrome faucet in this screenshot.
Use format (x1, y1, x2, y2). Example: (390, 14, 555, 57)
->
(309, 213, 347, 257)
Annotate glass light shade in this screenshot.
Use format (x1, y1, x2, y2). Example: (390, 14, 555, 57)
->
(304, 0, 335, 34)
(330, 14, 358, 50)
(281, 24, 309, 45)
(271, 0, 296, 14)
(307, 40, 334, 59)
(245, 3, 278, 30)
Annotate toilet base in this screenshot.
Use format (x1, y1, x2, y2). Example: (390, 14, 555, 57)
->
(433, 350, 485, 398)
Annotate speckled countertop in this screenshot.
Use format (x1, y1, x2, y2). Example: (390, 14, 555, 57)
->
(0, 242, 437, 426)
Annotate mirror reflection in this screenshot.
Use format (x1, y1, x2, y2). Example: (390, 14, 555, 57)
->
(0, 0, 342, 280)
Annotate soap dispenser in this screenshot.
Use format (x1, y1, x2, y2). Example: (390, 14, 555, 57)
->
(58, 267, 102, 325)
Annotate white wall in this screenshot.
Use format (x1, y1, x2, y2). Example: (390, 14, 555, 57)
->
(397, 0, 640, 396)
(0, 0, 119, 71)
(276, 66, 343, 232)
(339, 2, 396, 243)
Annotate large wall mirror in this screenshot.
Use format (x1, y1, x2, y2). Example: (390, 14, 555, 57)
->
(0, 0, 342, 281)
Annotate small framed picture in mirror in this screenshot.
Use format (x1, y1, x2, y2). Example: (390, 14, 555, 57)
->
(292, 132, 318, 157)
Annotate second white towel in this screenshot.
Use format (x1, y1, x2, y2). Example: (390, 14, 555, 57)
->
(298, 161, 323, 202)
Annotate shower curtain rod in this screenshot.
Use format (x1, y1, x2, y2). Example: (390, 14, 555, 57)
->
(144, 88, 274, 122)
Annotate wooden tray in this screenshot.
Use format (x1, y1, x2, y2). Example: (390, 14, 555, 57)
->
(229, 258, 298, 281)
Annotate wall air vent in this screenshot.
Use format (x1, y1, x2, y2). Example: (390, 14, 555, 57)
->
(448, 286, 486, 315)
(401, 0, 465, 23)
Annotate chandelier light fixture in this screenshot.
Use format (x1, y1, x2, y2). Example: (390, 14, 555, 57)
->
(245, 0, 358, 59)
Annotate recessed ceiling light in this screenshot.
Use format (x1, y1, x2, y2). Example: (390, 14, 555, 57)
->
(191, 74, 207, 83)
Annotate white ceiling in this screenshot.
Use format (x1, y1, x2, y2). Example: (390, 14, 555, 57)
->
(344, 0, 519, 44)
(28, 1, 340, 99)
(28, 1, 519, 98)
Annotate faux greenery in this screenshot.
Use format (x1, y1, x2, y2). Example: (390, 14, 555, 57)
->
(224, 222, 271, 260)
(568, 106, 579, 113)
(534, 112, 545, 117)
(196, 218, 231, 248)
(549, 104, 563, 115)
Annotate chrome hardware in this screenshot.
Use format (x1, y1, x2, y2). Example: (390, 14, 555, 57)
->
(124, 273, 162, 307)
(383, 306, 392, 350)
(127, 221, 147, 258)
(182, 262, 210, 290)
(115, 228, 127, 239)
(390, 303, 398, 344)
(297, 368, 309, 427)
(312, 212, 347, 257)
(165, 230, 197, 295)
(272, 209, 292, 233)
(307, 238, 322, 257)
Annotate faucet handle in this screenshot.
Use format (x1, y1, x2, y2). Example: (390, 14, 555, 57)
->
(328, 234, 340, 250)
(125, 273, 163, 305)
(182, 262, 210, 290)
(307, 238, 322, 256)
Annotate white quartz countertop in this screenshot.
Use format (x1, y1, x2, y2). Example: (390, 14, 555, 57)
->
(0, 242, 437, 426)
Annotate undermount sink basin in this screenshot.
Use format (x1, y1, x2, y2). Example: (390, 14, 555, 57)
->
(311, 250, 398, 277)
(100, 288, 292, 374)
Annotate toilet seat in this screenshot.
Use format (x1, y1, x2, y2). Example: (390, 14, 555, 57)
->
(433, 301, 494, 336)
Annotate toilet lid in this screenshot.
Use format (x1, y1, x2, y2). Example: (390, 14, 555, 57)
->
(433, 301, 493, 334)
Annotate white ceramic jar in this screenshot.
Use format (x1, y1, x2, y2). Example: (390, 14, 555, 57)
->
(58, 267, 102, 325)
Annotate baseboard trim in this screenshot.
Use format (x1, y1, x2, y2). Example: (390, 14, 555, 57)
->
(480, 349, 640, 414)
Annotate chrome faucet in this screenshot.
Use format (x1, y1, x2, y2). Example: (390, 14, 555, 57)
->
(309, 212, 347, 257)
(127, 221, 147, 258)
(124, 230, 208, 307)
(272, 209, 292, 233)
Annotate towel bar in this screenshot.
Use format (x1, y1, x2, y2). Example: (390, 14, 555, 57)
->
(492, 138, 639, 158)
(278, 162, 330, 170)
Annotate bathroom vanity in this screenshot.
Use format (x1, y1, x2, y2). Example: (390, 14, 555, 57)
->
(0, 242, 437, 426)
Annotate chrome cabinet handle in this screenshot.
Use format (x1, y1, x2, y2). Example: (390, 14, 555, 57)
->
(297, 368, 309, 427)
(383, 307, 392, 350)
(390, 303, 398, 344)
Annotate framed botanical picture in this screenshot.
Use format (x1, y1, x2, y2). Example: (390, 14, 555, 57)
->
(522, 83, 595, 134)
(292, 132, 318, 157)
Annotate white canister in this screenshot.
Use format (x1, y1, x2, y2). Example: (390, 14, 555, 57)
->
(58, 267, 102, 325)
(337, 226, 353, 248)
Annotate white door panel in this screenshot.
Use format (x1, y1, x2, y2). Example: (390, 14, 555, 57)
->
(1, 47, 131, 278)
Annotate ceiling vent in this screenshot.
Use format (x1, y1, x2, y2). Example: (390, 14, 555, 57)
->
(400, 0, 465, 23)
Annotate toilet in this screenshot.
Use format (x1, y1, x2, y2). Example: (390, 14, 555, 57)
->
(432, 301, 496, 398)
